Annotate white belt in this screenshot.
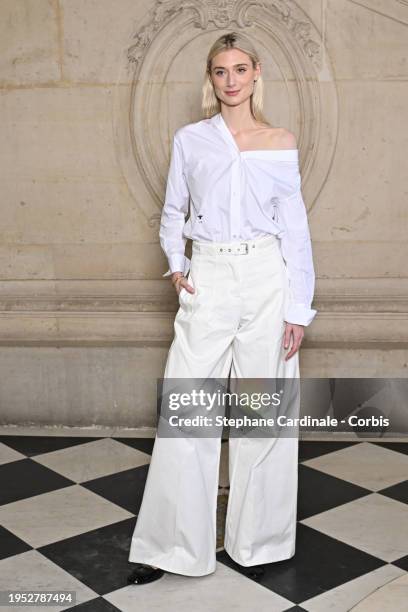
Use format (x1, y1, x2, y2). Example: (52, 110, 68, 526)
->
(218, 242, 251, 255)
(192, 234, 278, 257)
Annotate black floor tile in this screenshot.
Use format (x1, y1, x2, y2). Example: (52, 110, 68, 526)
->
(372, 441, 408, 456)
(0, 459, 74, 505)
(218, 523, 385, 604)
(38, 518, 137, 596)
(298, 464, 371, 520)
(82, 464, 150, 514)
(392, 554, 408, 571)
(69, 597, 122, 611)
(112, 437, 155, 456)
(378, 480, 408, 505)
(0, 525, 32, 560)
(0, 435, 99, 457)
(298, 441, 359, 462)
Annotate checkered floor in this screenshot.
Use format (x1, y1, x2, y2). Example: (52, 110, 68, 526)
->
(0, 435, 407, 611)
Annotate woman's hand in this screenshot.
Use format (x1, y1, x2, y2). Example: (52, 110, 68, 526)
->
(171, 272, 195, 296)
(283, 322, 305, 360)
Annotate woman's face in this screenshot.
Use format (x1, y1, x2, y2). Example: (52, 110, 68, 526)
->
(209, 48, 260, 108)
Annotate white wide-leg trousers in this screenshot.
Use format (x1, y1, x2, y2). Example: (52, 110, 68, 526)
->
(128, 234, 300, 576)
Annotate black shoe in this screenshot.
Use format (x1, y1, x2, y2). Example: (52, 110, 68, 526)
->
(224, 552, 265, 578)
(229, 558, 265, 579)
(127, 563, 165, 585)
(239, 563, 265, 579)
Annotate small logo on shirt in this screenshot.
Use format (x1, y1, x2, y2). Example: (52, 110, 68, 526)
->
(198, 214, 203, 222)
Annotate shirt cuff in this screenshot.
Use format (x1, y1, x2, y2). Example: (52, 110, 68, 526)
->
(284, 303, 317, 327)
(162, 255, 191, 277)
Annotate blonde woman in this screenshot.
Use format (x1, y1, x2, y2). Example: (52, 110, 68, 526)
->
(127, 31, 317, 585)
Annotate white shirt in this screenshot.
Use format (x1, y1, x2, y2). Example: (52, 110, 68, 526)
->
(159, 111, 317, 327)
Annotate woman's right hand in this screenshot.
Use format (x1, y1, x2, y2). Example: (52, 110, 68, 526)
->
(171, 272, 195, 296)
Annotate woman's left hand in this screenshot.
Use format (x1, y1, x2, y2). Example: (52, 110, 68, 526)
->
(283, 322, 305, 360)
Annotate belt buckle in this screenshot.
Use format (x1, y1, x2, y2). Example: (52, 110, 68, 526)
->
(240, 242, 249, 254)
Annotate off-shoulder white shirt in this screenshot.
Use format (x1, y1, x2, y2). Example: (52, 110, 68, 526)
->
(159, 112, 317, 327)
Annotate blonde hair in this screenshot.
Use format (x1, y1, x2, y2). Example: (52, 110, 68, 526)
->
(202, 31, 271, 126)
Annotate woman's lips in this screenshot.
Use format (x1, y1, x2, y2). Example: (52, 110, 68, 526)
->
(225, 90, 240, 96)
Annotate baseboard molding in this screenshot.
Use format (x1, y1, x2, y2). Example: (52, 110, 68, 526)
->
(0, 424, 406, 442)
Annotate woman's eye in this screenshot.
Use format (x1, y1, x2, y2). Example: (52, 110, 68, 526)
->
(214, 68, 247, 76)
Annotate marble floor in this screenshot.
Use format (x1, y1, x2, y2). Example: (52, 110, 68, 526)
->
(0, 435, 407, 611)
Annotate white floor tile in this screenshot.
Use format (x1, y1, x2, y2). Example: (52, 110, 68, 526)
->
(351, 572, 408, 611)
(32, 438, 151, 482)
(301, 564, 405, 611)
(0, 485, 132, 547)
(301, 493, 408, 562)
(0, 550, 96, 611)
(105, 561, 294, 612)
(0, 442, 25, 465)
(302, 442, 408, 490)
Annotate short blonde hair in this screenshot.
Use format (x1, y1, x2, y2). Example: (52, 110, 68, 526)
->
(202, 31, 271, 126)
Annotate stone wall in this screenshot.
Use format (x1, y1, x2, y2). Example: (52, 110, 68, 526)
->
(0, 0, 407, 427)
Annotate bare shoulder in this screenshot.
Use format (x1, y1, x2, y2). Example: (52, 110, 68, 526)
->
(267, 127, 297, 150)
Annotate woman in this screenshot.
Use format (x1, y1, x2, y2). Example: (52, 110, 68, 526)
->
(127, 31, 317, 585)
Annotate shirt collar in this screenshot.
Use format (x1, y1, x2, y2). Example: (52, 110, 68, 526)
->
(210, 112, 240, 153)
